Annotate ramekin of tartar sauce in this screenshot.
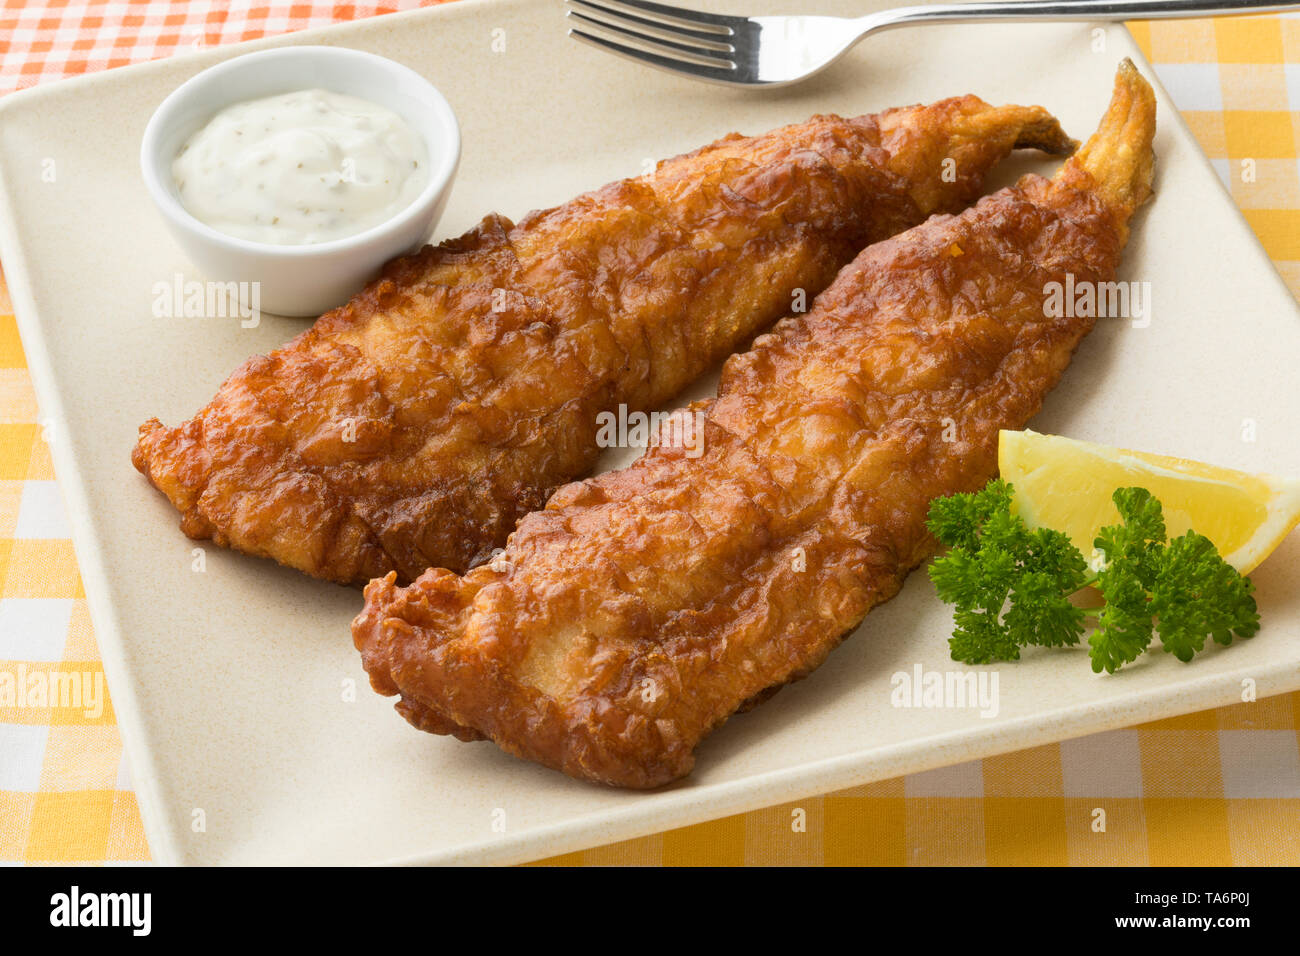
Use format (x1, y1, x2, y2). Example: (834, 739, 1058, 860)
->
(141, 47, 459, 316)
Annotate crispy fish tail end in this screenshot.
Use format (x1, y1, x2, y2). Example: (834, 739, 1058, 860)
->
(1010, 109, 1078, 156)
(1059, 59, 1157, 241)
(877, 97, 1076, 218)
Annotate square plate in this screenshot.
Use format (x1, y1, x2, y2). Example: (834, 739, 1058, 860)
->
(2, 0, 1298, 866)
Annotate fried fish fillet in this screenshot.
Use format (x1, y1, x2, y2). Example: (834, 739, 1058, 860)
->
(353, 62, 1157, 788)
(133, 98, 1074, 586)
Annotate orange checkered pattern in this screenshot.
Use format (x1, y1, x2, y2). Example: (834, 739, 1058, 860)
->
(1, 4, 1298, 865)
(0, 1, 447, 95)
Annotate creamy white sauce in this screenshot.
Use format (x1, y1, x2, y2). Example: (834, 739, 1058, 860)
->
(173, 88, 429, 245)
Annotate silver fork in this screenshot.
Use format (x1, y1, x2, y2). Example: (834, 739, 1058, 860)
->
(565, 0, 1298, 86)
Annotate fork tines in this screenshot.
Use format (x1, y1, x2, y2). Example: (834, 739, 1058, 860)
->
(564, 0, 742, 80)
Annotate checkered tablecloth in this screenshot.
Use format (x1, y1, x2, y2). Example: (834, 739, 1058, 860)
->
(1, 1, 1298, 866)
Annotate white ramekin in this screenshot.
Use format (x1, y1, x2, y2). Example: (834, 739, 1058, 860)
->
(140, 45, 460, 317)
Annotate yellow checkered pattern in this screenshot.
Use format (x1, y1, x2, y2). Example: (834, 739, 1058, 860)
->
(2, 11, 1300, 866)
(0, 282, 149, 864)
(1129, 16, 1300, 292)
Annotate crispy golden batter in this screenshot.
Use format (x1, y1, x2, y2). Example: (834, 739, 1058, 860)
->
(353, 62, 1157, 788)
(133, 98, 1074, 586)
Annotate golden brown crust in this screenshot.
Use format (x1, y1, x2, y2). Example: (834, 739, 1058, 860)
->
(133, 99, 1072, 586)
(353, 63, 1156, 788)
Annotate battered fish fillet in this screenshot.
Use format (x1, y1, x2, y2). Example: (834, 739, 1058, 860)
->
(353, 62, 1156, 788)
(133, 97, 1075, 586)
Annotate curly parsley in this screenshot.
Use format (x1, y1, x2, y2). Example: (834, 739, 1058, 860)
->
(926, 481, 1259, 673)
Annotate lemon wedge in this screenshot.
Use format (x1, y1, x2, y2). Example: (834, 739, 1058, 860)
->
(998, 429, 1300, 574)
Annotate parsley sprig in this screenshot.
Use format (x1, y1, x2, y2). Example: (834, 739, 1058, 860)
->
(926, 480, 1260, 673)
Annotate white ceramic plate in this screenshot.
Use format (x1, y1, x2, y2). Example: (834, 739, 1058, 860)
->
(2, 0, 1298, 866)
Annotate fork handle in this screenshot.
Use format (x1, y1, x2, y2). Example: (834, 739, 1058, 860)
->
(864, 0, 1297, 26)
